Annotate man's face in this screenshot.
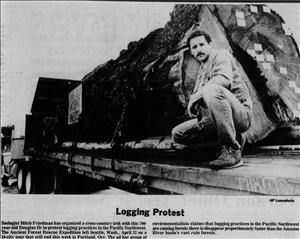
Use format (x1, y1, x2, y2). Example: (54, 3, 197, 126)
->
(189, 36, 212, 62)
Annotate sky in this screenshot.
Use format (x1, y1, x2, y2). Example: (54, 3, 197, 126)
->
(1, 2, 299, 137)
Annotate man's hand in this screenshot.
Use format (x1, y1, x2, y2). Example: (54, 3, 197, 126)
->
(187, 91, 202, 118)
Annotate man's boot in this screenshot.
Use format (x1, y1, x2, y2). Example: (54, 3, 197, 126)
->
(209, 145, 243, 169)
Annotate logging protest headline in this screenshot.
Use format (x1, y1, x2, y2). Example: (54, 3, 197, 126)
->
(116, 208, 185, 217)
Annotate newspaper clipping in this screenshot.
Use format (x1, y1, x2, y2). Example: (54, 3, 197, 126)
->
(1, 1, 299, 238)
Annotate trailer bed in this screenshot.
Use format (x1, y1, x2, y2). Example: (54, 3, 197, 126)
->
(39, 145, 300, 195)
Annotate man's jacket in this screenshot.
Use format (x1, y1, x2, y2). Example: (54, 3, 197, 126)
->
(191, 49, 253, 111)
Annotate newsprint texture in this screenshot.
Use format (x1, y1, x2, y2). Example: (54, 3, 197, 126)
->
(1, 1, 299, 239)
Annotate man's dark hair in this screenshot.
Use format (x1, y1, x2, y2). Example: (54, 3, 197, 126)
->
(186, 30, 212, 49)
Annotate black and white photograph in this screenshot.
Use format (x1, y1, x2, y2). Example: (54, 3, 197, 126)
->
(1, 1, 299, 238)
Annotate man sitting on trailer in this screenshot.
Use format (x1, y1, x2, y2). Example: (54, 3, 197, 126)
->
(172, 30, 253, 169)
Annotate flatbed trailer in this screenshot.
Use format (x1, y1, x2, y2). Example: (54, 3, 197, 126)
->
(16, 140, 300, 195)
(15, 78, 299, 195)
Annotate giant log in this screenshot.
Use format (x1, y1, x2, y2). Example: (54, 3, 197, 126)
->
(59, 4, 300, 145)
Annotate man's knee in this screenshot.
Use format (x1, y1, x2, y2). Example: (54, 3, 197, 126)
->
(202, 83, 223, 102)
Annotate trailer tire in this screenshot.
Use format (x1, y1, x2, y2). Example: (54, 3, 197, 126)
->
(25, 169, 36, 194)
(17, 166, 26, 194)
(24, 162, 55, 194)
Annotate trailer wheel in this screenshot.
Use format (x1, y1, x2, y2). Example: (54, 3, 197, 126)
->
(25, 170, 35, 194)
(17, 167, 26, 194)
(24, 162, 55, 194)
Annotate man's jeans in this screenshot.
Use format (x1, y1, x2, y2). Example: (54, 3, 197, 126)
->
(172, 84, 252, 149)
